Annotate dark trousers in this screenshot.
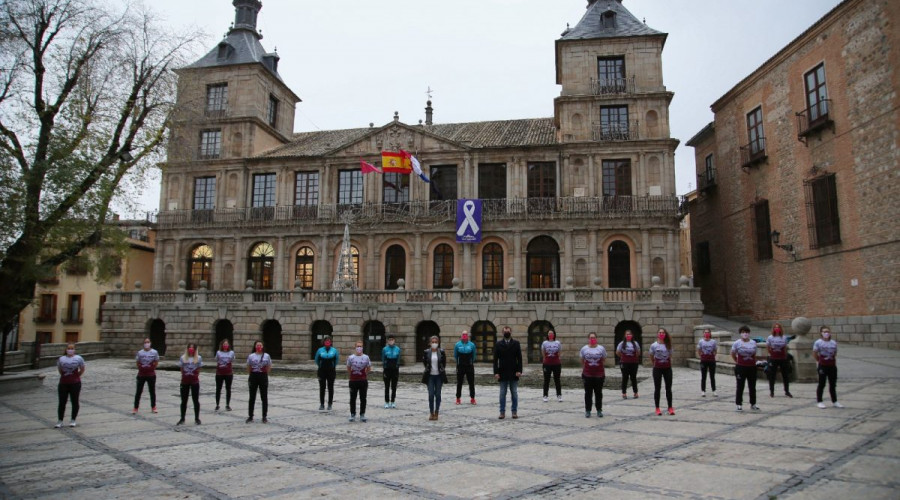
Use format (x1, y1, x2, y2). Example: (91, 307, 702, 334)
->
(248, 372, 268, 418)
(653, 367, 673, 408)
(734, 365, 757, 406)
(384, 367, 399, 403)
(318, 369, 335, 406)
(215, 374, 233, 406)
(456, 365, 475, 399)
(180, 383, 200, 421)
(134, 375, 156, 409)
(57, 383, 81, 421)
(428, 374, 443, 413)
(816, 365, 838, 403)
(620, 363, 639, 394)
(767, 359, 790, 394)
(583, 376, 604, 412)
(543, 364, 561, 397)
(700, 361, 717, 392)
(349, 380, 368, 415)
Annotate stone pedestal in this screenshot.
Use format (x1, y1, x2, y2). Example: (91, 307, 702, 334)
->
(790, 317, 818, 383)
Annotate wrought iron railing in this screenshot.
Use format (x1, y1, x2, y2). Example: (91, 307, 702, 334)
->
(61, 308, 83, 325)
(592, 121, 640, 141)
(796, 99, 833, 142)
(740, 137, 767, 169)
(698, 167, 717, 193)
(590, 76, 635, 95)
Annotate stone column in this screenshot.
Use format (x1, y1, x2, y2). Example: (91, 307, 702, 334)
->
(563, 230, 573, 286)
(666, 229, 677, 286)
(413, 232, 423, 289)
(319, 233, 330, 289)
(274, 236, 285, 290)
(462, 244, 472, 289)
(152, 239, 165, 290)
(172, 238, 183, 287)
(367, 235, 377, 290)
(513, 231, 523, 287)
(234, 237, 245, 288)
(588, 155, 596, 197)
(213, 238, 224, 290)
(641, 230, 651, 288)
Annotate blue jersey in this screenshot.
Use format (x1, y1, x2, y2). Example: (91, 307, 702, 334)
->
(454, 340, 477, 366)
(382, 344, 401, 369)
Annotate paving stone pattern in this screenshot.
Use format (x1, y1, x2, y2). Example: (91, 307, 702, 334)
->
(1, 345, 898, 499)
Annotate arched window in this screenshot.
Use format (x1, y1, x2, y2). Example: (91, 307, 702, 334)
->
(482, 243, 504, 289)
(295, 247, 315, 289)
(608, 240, 631, 288)
(310, 320, 333, 360)
(384, 245, 405, 290)
(363, 321, 386, 361)
(262, 319, 282, 360)
(187, 244, 212, 290)
(433, 244, 454, 289)
(527, 236, 560, 289)
(471, 321, 497, 361)
(527, 321, 554, 364)
(248, 242, 275, 289)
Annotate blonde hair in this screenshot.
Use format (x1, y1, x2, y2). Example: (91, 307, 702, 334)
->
(181, 343, 199, 363)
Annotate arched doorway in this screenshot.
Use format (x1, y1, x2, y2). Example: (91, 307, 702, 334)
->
(527, 320, 554, 364)
(262, 320, 282, 360)
(384, 245, 405, 290)
(148, 319, 166, 356)
(363, 320, 385, 361)
(608, 240, 631, 288)
(310, 320, 333, 360)
(527, 236, 560, 289)
(416, 321, 441, 354)
(248, 242, 275, 289)
(471, 321, 497, 362)
(613, 320, 643, 365)
(214, 319, 234, 352)
(187, 244, 213, 290)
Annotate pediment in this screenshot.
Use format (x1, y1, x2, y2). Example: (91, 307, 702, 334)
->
(327, 122, 467, 158)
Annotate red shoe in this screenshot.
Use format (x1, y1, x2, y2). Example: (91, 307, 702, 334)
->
(455, 398, 461, 405)
(655, 408, 662, 416)
(470, 398, 477, 405)
(668, 407, 675, 415)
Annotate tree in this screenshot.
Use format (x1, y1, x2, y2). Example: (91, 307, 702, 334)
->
(0, 0, 199, 370)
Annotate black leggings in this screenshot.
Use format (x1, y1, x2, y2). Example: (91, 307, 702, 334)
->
(456, 365, 475, 399)
(767, 359, 790, 394)
(543, 364, 561, 397)
(349, 380, 368, 415)
(620, 363, 639, 394)
(215, 374, 233, 406)
(734, 365, 757, 406)
(583, 376, 604, 412)
(318, 369, 335, 406)
(248, 373, 268, 418)
(134, 375, 156, 409)
(816, 365, 837, 403)
(652, 367, 673, 409)
(180, 383, 200, 421)
(58, 383, 81, 421)
(700, 361, 717, 392)
(384, 367, 399, 402)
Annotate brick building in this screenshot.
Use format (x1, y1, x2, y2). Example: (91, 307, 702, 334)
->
(686, 0, 900, 348)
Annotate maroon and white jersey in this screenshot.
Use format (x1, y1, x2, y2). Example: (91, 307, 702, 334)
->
(730, 340, 758, 367)
(135, 349, 159, 377)
(177, 356, 202, 385)
(58, 355, 85, 384)
(697, 339, 718, 362)
(346, 354, 371, 381)
(616, 341, 641, 364)
(767, 335, 788, 360)
(649, 342, 672, 369)
(580, 345, 607, 378)
(247, 352, 272, 373)
(813, 339, 837, 366)
(215, 350, 235, 376)
(541, 340, 561, 366)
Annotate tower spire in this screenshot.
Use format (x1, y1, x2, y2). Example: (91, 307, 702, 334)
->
(230, 0, 263, 38)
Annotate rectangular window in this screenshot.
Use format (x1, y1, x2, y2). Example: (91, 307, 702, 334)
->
(754, 200, 773, 261)
(206, 83, 228, 115)
(704, 154, 714, 181)
(598, 106, 630, 140)
(429, 165, 457, 201)
(64, 294, 82, 324)
(477, 163, 506, 199)
(805, 63, 828, 122)
(39, 294, 57, 322)
(199, 129, 222, 159)
(747, 107, 765, 156)
(267, 94, 279, 127)
(193, 176, 216, 210)
(37, 332, 52, 344)
(65, 332, 79, 344)
(382, 172, 410, 204)
(65, 255, 89, 276)
(597, 56, 626, 93)
(527, 162, 556, 199)
(338, 169, 363, 205)
(252, 173, 276, 207)
(602, 159, 632, 197)
(294, 171, 319, 218)
(805, 173, 840, 248)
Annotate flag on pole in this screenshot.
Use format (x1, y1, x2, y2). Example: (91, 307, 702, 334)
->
(401, 150, 430, 183)
(360, 158, 382, 174)
(381, 151, 411, 174)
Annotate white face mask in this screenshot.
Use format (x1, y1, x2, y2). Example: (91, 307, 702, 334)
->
(66, 349, 75, 355)
(431, 343, 438, 349)
(822, 332, 831, 339)
(356, 347, 363, 354)
(143, 343, 151, 349)
(741, 333, 750, 340)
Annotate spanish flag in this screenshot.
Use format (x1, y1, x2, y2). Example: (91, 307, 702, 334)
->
(382, 151, 412, 174)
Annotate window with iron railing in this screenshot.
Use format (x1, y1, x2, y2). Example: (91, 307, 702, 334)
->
(805, 173, 840, 249)
(742, 107, 766, 168)
(594, 56, 630, 94)
(699, 154, 717, 192)
(797, 63, 832, 141)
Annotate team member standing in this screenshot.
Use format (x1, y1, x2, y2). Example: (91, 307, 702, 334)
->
(766, 323, 792, 398)
(346, 340, 372, 422)
(580, 332, 606, 418)
(423, 335, 448, 420)
(55, 344, 85, 428)
(214, 339, 235, 411)
(382, 335, 401, 409)
(246, 341, 272, 423)
(454, 330, 477, 405)
(541, 330, 563, 402)
(176, 343, 202, 426)
(649, 329, 675, 416)
(133, 338, 159, 415)
(813, 326, 843, 409)
(696, 329, 718, 397)
(731, 325, 759, 412)
(616, 330, 641, 399)
(314, 336, 339, 411)
(493, 326, 523, 419)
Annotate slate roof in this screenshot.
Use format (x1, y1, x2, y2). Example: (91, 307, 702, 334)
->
(259, 119, 558, 159)
(184, 29, 282, 81)
(560, 0, 664, 41)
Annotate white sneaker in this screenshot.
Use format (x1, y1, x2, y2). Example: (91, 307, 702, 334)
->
(736, 405, 743, 412)
(750, 405, 760, 411)
(542, 396, 549, 402)
(833, 402, 844, 408)
(54, 421, 63, 428)
(68, 421, 77, 427)
(701, 391, 706, 397)
(817, 402, 827, 409)
(557, 395, 563, 402)
(713, 391, 718, 397)
(384, 403, 390, 409)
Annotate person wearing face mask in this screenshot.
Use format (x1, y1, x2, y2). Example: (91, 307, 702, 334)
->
(649, 328, 675, 415)
(246, 341, 272, 423)
(55, 344, 85, 428)
(696, 329, 718, 397)
(813, 326, 843, 409)
(422, 335, 448, 420)
(346, 340, 372, 422)
(615, 330, 641, 399)
(541, 330, 563, 403)
(766, 323, 792, 398)
(493, 326, 523, 419)
(133, 338, 159, 415)
(214, 339, 235, 411)
(730, 325, 759, 412)
(314, 336, 339, 411)
(454, 330, 477, 405)
(176, 343, 203, 426)
(580, 332, 606, 417)
(382, 334, 401, 409)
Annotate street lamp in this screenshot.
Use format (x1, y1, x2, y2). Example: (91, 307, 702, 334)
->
(771, 230, 796, 258)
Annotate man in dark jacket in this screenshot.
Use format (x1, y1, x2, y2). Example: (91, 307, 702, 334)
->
(493, 325, 523, 419)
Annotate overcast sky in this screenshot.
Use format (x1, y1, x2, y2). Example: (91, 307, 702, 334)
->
(128, 0, 843, 215)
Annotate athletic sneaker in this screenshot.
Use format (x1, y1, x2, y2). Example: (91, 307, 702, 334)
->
(319, 405, 325, 411)
(54, 421, 63, 428)
(384, 403, 390, 409)
(348, 414, 355, 422)
(225, 406, 231, 411)
(151, 407, 158, 413)
(597, 411, 604, 418)
(585, 411, 591, 418)
(713, 392, 718, 397)
(701, 391, 706, 397)
(622, 393, 627, 400)
(215, 406, 220, 411)
(736, 405, 743, 412)
(68, 421, 76, 427)
(817, 402, 827, 409)
(557, 395, 563, 402)
(833, 402, 844, 408)
(633, 393, 639, 399)
(542, 396, 549, 402)
(327, 405, 332, 411)
(471, 398, 477, 405)
(751, 405, 760, 411)
(360, 414, 367, 422)
(456, 398, 461, 405)
(655, 408, 662, 416)
(668, 407, 676, 415)
(132, 408, 138, 415)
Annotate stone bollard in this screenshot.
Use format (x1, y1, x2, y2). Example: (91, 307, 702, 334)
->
(789, 316, 817, 383)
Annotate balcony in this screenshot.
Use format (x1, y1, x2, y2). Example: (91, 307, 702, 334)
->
(796, 99, 834, 144)
(61, 308, 83, 325)
(590, 76, 635, 95)
(33, 312, 56, 324)
(698, 167, 717, 193)
(740, 138, 767, 170)
(592, 121, 640, 141)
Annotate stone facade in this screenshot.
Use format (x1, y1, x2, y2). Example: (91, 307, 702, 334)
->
(686, 0, 900, 349)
